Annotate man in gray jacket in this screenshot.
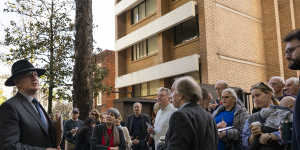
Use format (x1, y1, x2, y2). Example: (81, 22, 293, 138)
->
(0, 59, 57, 150)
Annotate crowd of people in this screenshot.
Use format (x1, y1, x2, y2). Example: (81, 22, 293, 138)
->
(59, 74, 296, 150)
(0, 29, 300, 150)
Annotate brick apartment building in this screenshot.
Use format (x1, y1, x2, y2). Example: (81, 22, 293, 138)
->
(114, 0, 300, 117)
(93, 50, 116, 112)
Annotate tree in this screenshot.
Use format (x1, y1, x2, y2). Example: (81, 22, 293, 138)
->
(73, 0, 93, 120)
(1, 0, 75, 113)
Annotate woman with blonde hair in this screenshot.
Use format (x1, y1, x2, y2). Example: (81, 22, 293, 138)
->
(89, 109, 101, 125)
(116, 114, 132, 150)
(242, 82, 285, 150)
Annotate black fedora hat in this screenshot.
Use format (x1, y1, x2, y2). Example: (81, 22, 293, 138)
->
(5, 59, 46, 86)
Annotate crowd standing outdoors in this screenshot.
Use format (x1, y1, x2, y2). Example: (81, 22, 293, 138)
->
(1, 29, 300, 150)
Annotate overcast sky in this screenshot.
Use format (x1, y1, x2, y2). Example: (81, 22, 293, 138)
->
(0, 0, 115, 96)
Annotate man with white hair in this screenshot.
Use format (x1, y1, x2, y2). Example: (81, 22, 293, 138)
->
(166, 76, 218, 150)
(280, 96, 296, 111)
(284, 77, 300, 97)
(148, 87, 176, 150)
(126, 102, 151, 150)
(268, 76, 285, 100)
(208, 80, 228, 112)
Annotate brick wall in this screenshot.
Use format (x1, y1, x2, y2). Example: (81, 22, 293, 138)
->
(94, 50, 116, 112)
(115, 0, 300, 95)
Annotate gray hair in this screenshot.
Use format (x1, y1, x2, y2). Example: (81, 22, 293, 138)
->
(175, 76, 202, 103)
(157, 87, 171, 95)
(269, 76, 285, 85)
(106, 108, 120, 119)
(215, 80, 229, 88)
(286, 77, 299, 86)
(222, 88, 238, 101)
(133, 102, 142, 108)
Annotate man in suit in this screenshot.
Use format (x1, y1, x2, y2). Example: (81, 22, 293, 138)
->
(126, 102, 151, 150)
(0, 59, 57, 150)
(166, 76, 218, 150)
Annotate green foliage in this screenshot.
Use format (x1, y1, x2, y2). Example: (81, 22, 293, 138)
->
(90, 62, 110, 98)
(0, 89, 7, 105)
(1, 0, 75, 105)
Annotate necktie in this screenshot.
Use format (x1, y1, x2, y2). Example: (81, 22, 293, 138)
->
(32, 98, 48, 129)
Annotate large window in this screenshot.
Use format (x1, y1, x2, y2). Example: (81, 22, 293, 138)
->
(131, 0, 156, 24)
(132, 35, 158, 61)
(174, 16, 199, 45)
(132, 80, 160, 97)
(96, 92, 102, 106)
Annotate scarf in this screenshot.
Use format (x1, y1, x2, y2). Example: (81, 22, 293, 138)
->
(102, 123, 120, 147)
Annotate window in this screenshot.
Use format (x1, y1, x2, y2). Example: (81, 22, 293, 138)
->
(174, 16, 199, 45)
(133, 84, 141, 97)
(131, 0, 156, 24)
(148, 36, 158, 55)
(132, 35, 158, 60)
(96, 92, 102, 106)
(141, 83, 148, 96)
(132, 80, 160, 97)
(149, 80, 160, 95)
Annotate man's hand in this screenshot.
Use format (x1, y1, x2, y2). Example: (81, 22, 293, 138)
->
(147, 127, 154, 134)
(208, 103, 218, 111)
(71, 129, 76, 134)
(218, 131, 226, 139)
(132, 139, 140, 145)
(250, 125, 262, 136)
(217, 121, 227, 129)
(259, 133, 272, 144)
(110, 147, 119, 150)
(71, 128, 79, 136)
(46, 148, 57, 150)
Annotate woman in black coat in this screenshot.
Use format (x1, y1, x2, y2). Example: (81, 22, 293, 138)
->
(75, 118, 96, 150)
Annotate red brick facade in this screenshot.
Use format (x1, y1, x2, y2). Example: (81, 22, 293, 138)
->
(93, 50, 116, 112)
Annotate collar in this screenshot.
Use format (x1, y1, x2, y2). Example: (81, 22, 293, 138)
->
(19, 92, 34, 103)
(72, 118, 79, 121)
(179, 102, 190, 110)
(161, 103, 172, 111)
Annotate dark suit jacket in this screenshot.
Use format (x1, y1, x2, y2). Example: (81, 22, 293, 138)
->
(0, 92, 56, 150)
(166, 102, 218, 150)
(126, 113, 150, 148)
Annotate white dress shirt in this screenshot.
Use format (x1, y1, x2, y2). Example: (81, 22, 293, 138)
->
(153, 103, 177, 149)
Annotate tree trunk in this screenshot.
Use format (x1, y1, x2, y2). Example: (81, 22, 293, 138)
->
(73, 0, 93, 120)
(48, 0, 55, 114)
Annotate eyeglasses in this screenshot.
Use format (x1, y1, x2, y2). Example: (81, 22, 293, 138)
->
(221, 96, 232, 99)
(23, 71, 38, 78)
(91, 113, 98, 116)
(285, 45, 300, 54)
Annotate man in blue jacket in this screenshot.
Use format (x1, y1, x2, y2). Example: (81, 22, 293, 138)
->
(284, 29, 300, 150)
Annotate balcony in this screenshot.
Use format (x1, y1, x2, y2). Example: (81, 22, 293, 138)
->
(115, 54, 200, 88)
(115, 1, 196, 51)
(115, 0, 144, 16)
